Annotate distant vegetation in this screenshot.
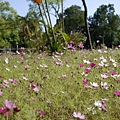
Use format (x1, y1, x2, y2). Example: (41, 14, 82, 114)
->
(0, 0, 120, 53)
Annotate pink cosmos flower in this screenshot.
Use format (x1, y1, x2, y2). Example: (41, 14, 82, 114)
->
(97, 65, 101, 69)
(114, 91, 120, 97)
(70, 41, 74, 44)
(94, 99, 108, 112)
(78, 44, 84, 49)
(82, 78, 88, 86)
(30, 84, 39, 92)
(9, 78, 18, 85)
(0, 84, 2, 88)
(0, 108, 11, 114)
(38, 110, 45, 115)
(104, 46, 107, 49)
(109, 71, 118, 75)
(24, 65, 30, 70)
(4, 100, 20, 113)
(79, 64, 84, 67)
(98, 49, 102, 53)
(4, 80, 10, 88)
(0, 76, 4, 78)
(73, 112, 85, 119)
(13, 107, 20, 112)
(100, 56, 105, 60)
(101, 98, 109, 101)
(68, 44, 73, 49)
(101, 101, 107, 112)
(21, 47, 25, 50)
(101, 74, 108, 79)
(89, 62, 96, 68)
(4, 80, 9, 84)
(33, 60, 36, 63)
(68, 44, 76, 51)
(4, 100, 16, 110)
(0, 90, 2, 96)
(84, 68, 91, 73)
(55, 61, 63, 66)
(21, 61, 24, 64)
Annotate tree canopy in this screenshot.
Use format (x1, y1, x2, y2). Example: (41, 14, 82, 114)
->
(0, 0, 19, 48)
(89, 4, 120, 47)
(0, 0, 120, 51)
(64, 5, 84, 35)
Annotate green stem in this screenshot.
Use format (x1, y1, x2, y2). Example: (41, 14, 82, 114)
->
(37, 4, 52, 52)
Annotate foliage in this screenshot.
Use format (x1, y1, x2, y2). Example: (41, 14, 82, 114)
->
(0, 49, 120, 119)
(89, 4, 120, 48)
(27, 0, 69, 53)
(0, 0, 19, 49)
(69, 32, 86, 46)
(64, 5, 85, 35)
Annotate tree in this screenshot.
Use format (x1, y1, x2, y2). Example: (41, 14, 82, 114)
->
(27, 0, 69, 53)
(81, 0, 93, 49)
(0, 0, 19, 49)
(17, 7, 43, 49)
(89, 4, 120, 48)
(64, 5, 84, 35)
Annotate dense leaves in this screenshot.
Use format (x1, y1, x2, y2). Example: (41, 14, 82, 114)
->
(0, 1, 120, 51)
(89, 4, 120, 48)
(0, 0, 19, 49)
(64, 5, 84, 35)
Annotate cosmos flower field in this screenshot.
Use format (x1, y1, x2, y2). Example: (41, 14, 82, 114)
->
(0, 48, 120, 120)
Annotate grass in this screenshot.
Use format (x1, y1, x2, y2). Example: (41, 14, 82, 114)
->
(0, 48, 120, 120)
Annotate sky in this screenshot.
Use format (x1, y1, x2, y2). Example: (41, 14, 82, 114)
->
(7, 0, 120, 25)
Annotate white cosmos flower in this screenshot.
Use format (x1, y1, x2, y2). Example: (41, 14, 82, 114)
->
(94, 58, 98, 61)
(90, 82, 99, 87)
(104, 50, 107, 53)
(100, 56, 104, 60)
(87, 107, 97, 114)
(109, 57, 115, 62)
(102, 58, 107, 63)
(113, 62, 117, 67)
(83, 60, 90, 64)
(94, 100, 102, 107)
(99, 61, 104, 67)
(5, 58, 9, 64)
(105, 63, 109, 67)
(6, 68, 10, 71)
(66, 64, 69, 67)
(40, 64, 43, 67)
(81, 72, 88, 76)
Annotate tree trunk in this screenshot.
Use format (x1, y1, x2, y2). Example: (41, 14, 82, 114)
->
(61, 0, 64, 32)
(81, 0, 93, 50)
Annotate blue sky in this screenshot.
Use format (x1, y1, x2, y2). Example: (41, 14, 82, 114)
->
(8, 0, 120, 25)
